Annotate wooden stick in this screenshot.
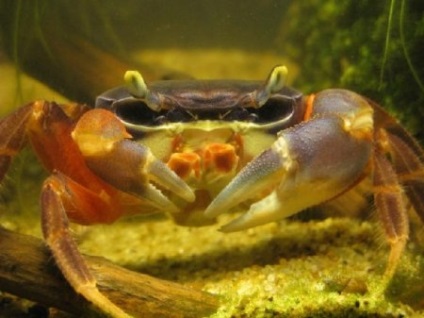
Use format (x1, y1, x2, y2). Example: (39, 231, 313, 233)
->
(0, 227, 219, 317)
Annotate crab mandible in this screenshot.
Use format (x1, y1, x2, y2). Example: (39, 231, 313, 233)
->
(1, 66, 423, 317)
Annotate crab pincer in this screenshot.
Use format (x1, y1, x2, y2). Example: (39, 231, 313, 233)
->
(71, 108, 195, 212)
(205, 90, 374, 231)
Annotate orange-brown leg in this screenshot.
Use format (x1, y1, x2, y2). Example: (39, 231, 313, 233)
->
(385, 132, 424, 222)
(0, 104, 33, 181)
(1, 102, 131, 316)
(373, 148, 409, 281)
(0, 101, 88, 183)
(41, 172, 132, 318)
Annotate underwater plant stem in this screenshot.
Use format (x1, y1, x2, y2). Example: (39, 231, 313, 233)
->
(0, 227, 219, 317)
(399, 0, 424, 93)
(11, 0, 23, 104)
(379, 0, 396, 89)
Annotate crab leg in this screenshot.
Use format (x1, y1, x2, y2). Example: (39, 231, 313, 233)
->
(1, 103, 131, 316)
(41, 173, 132, 318)
(205, 90, 374, 231)
(371, 126, 424, 280)
(384, 130, 424, 222)
(373, 146, 409, 280)
(372, 99, 424, 222)
(0, 104, 32, 181)
(0, 101, 196, 316)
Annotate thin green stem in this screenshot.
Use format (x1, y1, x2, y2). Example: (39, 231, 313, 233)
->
(399, 0, 424, 93)
(12, 0, 23, 104)
(379, 0, 396, 89)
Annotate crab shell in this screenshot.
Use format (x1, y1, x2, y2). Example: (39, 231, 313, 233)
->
(93, 67, 308, 226)
(91, 66, 374, 231)
(1, 65, 423, 318)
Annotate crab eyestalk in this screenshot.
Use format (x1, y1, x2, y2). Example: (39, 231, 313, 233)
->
(256, 65, 288, 107)
(124, 70, 161, 111)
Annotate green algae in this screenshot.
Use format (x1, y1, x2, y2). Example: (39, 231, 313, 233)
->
(277, 0, 424, 138)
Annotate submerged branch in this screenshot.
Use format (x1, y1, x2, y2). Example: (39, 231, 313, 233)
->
(0, 227, 219, 317)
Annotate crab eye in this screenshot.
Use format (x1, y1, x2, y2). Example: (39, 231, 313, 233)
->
(252, 95, 294, 124)
(114, 100, 159, 126)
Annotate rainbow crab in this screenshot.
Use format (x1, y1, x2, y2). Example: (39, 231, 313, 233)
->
(0, 66, 423, 317)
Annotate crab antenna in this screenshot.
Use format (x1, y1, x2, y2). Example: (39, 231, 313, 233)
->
(124, 70, 161, 111)
(257, 65, 288, 107)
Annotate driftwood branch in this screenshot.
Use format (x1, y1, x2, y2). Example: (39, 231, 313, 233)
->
(0, 227, 219, 317)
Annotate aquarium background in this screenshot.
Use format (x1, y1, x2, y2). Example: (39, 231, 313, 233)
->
(0, 1, 423, 317)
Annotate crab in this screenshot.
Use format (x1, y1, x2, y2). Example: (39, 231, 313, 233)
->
(0, 65, 423, 317)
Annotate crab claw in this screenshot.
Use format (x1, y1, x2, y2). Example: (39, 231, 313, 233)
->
(205, 111, 373, 232)
(203, 139, 293, 230)
(72, 108, 194, 213)
(204, 147, 284, 218)
(145, 151, 196, 203)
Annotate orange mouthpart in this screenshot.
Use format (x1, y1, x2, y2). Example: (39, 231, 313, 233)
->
(167, 143, 239, 179)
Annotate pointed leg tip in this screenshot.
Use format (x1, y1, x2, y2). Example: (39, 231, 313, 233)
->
(181, 188, 196, 203)
(204, 201, 226, 219)
(219, 221, 245, 233)
(203, 207, 216, 218)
